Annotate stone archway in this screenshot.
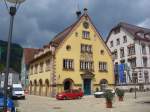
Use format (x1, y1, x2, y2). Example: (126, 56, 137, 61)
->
(63, 78, 74, 91)
(45, 79, 49, 96)
(29, 81, 33, 95)
(39, 79, 43, 96)
(34, 80, 37, 95)
(100, 79, 108, 90)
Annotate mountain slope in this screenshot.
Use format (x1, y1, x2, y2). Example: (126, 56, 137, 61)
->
(0, 40, 23, 73)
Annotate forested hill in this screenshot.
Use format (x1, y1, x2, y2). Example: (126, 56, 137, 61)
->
(0, 40, 23, 73)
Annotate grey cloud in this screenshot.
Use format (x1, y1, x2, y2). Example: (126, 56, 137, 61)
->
(0, 0, 150, 47)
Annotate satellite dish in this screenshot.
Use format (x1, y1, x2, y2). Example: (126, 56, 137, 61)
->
(6, 0, 25, 4)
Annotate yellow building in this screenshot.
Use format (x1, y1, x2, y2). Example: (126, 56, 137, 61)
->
(29, 9, 115, 97)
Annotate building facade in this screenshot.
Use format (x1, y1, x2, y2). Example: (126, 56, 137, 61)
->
(29, 10, 114, 97)
(106, 22, 150, 90)
(21, 48, 38, 90)
(0, 68, 20, 87)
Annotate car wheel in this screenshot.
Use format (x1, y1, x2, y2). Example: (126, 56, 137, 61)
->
(94, 95, 98, 98)
(22, 96, 25, 100)
(78, 96, 81, 99)
(12, 107, 16, 112)
(96, 95, 103, 98)
(94, 95, 100, 98)
(63, 96, 67, 100)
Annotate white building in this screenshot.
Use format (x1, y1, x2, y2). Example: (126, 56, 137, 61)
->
(21, 48, 38, 89)
(106, 22, 150, 90)
(0, 68, 20, 87)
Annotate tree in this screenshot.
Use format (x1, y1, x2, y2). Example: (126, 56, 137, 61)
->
(0, 64, 4, 72)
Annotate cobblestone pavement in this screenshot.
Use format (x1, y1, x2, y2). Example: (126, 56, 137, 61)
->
(17, 92, 150, 112)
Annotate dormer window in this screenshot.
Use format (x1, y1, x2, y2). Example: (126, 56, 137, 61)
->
(136, 31, 144, 37)
(144, 33, 150, 39)
(137, 32, 144, 37)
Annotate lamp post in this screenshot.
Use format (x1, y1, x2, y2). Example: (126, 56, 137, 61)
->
(134, 77, 137, 99)
(132, 67, 137, 99)
(3, 0, 25, 111)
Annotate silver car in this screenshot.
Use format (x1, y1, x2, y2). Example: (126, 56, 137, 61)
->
(94, 89, 115, 98)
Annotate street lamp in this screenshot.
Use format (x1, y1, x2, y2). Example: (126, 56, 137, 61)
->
(134, 77, 137, 99)
(3, 0, 25, 111)
(132, 67, 138, 99)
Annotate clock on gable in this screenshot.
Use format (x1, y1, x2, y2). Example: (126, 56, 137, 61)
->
(83, 21, 89, 29)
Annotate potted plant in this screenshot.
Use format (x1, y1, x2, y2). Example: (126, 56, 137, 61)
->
(116, 89, 125, 101)
(104, 90, 114, 108)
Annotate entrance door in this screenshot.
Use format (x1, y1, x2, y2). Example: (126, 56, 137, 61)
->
(64, 81, 71, 90)
(84, 79, 91, 95)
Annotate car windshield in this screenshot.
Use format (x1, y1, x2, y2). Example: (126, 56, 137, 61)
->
(64, 90, 71, 93)
(13, 88, 23, 91)
(72, 90, 79, 93)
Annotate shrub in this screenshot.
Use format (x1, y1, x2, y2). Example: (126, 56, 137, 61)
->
(104, 90, 114, 101)
(129, 88, 133, 92)
(95, 88, 99, 92)
(116, 89, 125, 97)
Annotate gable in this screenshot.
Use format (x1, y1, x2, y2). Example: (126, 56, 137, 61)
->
(54, 13, 112, 57)
(106, 22, 150, 44)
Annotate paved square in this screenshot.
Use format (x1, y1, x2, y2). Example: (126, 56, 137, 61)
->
(17, 92, 150, 112)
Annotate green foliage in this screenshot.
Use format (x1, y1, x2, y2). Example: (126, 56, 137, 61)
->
(116, 89, 125, 97)
(0, 40, 23, 73)
(95, 87, 99, 92)
(0, 64, 4, 72)
(104, 90, 114, 101)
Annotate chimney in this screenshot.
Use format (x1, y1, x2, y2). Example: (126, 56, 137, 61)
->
(83, 8, 88, 14)
(76, 10, 81, 19)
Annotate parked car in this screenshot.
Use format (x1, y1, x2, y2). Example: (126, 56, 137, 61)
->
(0, 88, 16, 112)
(12, 84, 25, 99)
(56, 89, 84, 100)
(94, 89, 115, 98)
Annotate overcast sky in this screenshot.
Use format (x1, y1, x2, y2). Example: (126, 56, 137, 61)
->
(0, 0, 150, 48)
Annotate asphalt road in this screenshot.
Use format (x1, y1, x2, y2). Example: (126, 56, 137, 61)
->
(16, 92, 150, 112)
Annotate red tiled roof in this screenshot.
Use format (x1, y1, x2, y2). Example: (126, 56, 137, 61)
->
(23, 48, 38, 65)
(50, 14, 85, 46)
